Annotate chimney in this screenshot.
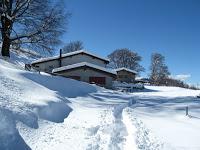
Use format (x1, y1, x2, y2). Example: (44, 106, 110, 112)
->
(59, 49, 62, 67)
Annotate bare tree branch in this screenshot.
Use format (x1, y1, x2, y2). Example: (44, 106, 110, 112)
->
(63, 40, 84, 53)
(0, 0, 70, 57)
(108, 48, 144, 74)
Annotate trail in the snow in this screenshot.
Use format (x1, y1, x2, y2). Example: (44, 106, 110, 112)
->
(95, 98, 163, 150)
(87, 100, 138, 150)
(18, 89, 162, 150)
(123, 107, 163, 150)
(86, 108, 113, 150)
(87, 105, 129, 150)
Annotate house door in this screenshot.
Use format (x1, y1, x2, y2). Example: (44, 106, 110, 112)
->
(89, 77, 106, 85)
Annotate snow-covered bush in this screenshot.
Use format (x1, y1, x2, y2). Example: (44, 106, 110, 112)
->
(113, 81, 144, 92)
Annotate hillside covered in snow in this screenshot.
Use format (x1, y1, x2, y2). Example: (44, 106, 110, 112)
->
(1, 53, 200, 150)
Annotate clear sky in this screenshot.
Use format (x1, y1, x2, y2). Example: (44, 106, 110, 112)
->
(62, 0, 200, 85)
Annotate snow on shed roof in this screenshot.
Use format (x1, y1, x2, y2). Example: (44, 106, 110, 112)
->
(52, 62, 117, 75)
(115, 67, 137, 74)
(31, 50, 110, 64)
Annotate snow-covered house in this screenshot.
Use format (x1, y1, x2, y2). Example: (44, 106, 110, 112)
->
(31, 50, 109, 73)
(115, 68, 137, 83)
(31, 50, 116, 88)
(52, 62, 116, 88)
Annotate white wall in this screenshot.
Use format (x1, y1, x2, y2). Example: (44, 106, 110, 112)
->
(61, 54, 107, 67)
(32, 53, 107, 72)
(33, 59, 59, 73)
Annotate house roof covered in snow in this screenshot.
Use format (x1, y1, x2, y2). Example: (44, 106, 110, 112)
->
(52, 62, 117, 76)
(115, 68, 137, 74)
(31, 50, 110, 65)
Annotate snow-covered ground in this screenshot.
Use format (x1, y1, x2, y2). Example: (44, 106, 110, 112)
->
(129, 86, 200, 150)
(1, 54, 200, 150)
(0, 58, 97, 149)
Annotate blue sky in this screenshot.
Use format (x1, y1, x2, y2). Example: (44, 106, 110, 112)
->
(61, 0, 200, 85)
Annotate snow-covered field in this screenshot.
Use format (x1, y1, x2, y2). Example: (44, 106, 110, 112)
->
(1, 54, 200, 150)
(129, 86, 200, 150)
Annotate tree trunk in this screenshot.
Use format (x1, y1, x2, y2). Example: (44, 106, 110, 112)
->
(1, 0, 13, 57)
(1, 34, 11, 57)
(1, 17, 12, 57)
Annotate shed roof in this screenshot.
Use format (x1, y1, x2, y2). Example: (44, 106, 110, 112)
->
(52, 62, 117, 76)
(115, 67, 137, 74)
(31, 50, 110, 65)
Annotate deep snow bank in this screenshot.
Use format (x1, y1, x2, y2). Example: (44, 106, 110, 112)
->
(0, 58, 97, 149)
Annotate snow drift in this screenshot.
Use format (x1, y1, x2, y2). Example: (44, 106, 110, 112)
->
(0, 58, 97, 149)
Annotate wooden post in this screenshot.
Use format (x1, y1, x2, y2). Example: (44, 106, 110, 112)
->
(186, 106, 189, 116)
(59, 49, 62, 67)
(25, 64, 31, 71)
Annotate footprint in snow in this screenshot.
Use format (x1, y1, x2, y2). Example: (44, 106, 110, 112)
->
(87, 125, 100, 136)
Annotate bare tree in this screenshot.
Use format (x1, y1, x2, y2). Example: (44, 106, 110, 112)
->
(63, 40, 84, 53)
(0, 0, 70, 57)
(149, 53, 170, 85)
(108, 48, 144, 73)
